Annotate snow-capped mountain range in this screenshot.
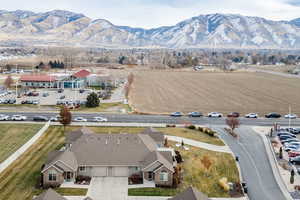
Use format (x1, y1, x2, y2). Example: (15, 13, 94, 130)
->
(1, 9, 300, 49)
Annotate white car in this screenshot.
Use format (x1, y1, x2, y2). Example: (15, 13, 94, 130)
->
(207, 112, 223, 118)
(73, 117, 87, 122)
(284, 114, 298, 119)
(93, 117, 108, 122)
(11, 115, 27, 121)
(0, 114, 9, 121)
(245, 113, 258, 118)
(50, 115, 60, 122)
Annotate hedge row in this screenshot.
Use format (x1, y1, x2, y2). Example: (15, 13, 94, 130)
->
(186, 125, 216, 137)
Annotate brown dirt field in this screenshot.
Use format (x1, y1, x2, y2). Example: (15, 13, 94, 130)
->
(129, 71, 300, 116)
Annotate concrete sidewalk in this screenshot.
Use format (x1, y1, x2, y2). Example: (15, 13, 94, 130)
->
(165, 135, 232, 153)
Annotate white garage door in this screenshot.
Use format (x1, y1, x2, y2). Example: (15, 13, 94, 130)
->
(91, 167, 107, 177)
(113, 167, 129, 177)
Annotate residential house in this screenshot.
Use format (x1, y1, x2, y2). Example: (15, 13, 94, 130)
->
(41, 128, 176, 188)
(168, 187, 210, 200)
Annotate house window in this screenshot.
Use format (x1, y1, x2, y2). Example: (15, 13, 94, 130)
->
(48, 170, 57, 181)
(159, 170, 168, 182)
(79, 166, 86, 172)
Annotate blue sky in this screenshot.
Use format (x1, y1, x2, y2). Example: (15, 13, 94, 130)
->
(1, 0, 300, 28)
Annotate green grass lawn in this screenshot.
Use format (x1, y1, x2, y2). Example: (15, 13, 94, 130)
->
(33, 188, 88, 196)
(73, 103, 131, 113)
(0, 126, 66, 200)
(157, 127, 225, 146)
(129, 142, 240, 198)
(0, 124, 42, 163)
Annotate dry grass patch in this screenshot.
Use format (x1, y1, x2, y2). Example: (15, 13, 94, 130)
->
(0, 124, 42, 163)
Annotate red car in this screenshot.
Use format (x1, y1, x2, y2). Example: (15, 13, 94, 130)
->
(288, 151, 300, 157)
(227, 112, 240, 118)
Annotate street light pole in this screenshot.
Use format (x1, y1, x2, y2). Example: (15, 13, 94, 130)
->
(289, 105, 291, 129)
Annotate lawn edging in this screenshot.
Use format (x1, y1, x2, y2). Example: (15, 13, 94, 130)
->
(0, 121, 51, 174)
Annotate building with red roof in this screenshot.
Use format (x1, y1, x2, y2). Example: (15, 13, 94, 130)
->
(20, 75, 57, 88)
(72, 69, 91, 78)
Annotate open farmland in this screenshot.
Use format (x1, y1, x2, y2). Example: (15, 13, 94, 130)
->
(129, 71, 300, 115)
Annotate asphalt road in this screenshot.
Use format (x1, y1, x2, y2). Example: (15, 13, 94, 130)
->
(214, 126, 287, 200)
(1, 112, 300, 126)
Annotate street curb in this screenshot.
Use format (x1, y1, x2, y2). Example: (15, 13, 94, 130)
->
(259, 134, 293, 200)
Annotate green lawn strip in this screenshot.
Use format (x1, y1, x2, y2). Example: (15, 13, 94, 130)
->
(0, 124, 42, 162)
(73, 103, 131, 113)
(128, 187, 177, 196)
(0, 126, 65, 200)
(33, 188, 88, 196)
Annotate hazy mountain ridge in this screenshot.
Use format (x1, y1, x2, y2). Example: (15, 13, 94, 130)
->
(1, 10, 300, 48)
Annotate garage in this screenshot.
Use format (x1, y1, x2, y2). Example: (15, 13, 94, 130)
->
(91, 167, 107, 177)
(113, 167, 129, 177)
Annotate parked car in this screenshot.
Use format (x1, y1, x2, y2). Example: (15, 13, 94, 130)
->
(60, 95, 66, 99)
(285, 146, 300, 152)
(208, 112, 223, 118)
(290, 156, 300, 164)
(93, 117, 108, 122)
(73, 117, 87, 122)
(245, 113, 258, 118)
(277, 131, 295, 137)
(32, 100, 39, 105)
(0, 114, 9, 121)
(284, 142, 300, 148)
(58, 89, 64, 93)
(42, 93, 49, 97)
(79, 89, 85, 93)
(265, 113, 281, 118)
(33, 116, 48, 121)
(227, 112, 240, 118)
(281, 138, 300, 144)
(284, 114, 298, 119)
(188, 112, 203, 117)
(288, 151, 300, 158)
(11, 115, 27, 121)
(170, 112, 183, 117)
(279, 135, 296, 141)
(8, 99, 16, 104)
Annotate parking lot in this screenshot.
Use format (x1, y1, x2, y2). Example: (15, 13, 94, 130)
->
(0, 88, 94, 106)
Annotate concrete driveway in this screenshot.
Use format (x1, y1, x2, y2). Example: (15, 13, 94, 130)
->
(87, 177, 128, 200)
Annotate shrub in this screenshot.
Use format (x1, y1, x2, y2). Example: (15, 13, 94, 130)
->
(75, 175, 91, 183)
(86, 92, 100, 108)
(175, 150, 183, 163)
(43, 183, 61, 189)
(187, 125, 196, 129)
(219, 177, 230, 192)
(198, 127, 204, 132)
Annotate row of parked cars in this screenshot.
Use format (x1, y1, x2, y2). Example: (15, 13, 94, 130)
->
(170, 112, 298, 119)
(276, 128, 300, 164)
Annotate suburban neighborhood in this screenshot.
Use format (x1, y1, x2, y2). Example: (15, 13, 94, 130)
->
(2, 2, 300, 200)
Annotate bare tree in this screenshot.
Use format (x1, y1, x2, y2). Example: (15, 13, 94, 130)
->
(4, 75, 14, 88)
(226, 117, 240, 132)
(59, 106, 72, 133)
(125, 73, 134, 98)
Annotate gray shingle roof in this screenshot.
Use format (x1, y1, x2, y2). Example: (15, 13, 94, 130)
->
(142, 151, 174, 172)
(33, 189, 67, 200)
(66, 127, 94, 144)
(70, 133, 158, 166)
(168, 187, 209, 200)
(42, 150, 78, 172)
(141, 127, 165, 143)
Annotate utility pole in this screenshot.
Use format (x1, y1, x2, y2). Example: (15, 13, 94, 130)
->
(289, 105, 291, 129)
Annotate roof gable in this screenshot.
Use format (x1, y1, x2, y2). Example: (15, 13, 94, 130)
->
(72, 69, 91, 78)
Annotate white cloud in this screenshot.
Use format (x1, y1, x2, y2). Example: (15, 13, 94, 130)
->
(1, 0, 300, 28)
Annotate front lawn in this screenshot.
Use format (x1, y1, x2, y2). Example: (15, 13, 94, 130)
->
(157, 127, 225, 146)
(33, 188, 88, 196)
(0, 124, 42, 163)
(0, 126, 66, 200)
(129, 143, 240, 198)
(73, 103, 131, 113)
